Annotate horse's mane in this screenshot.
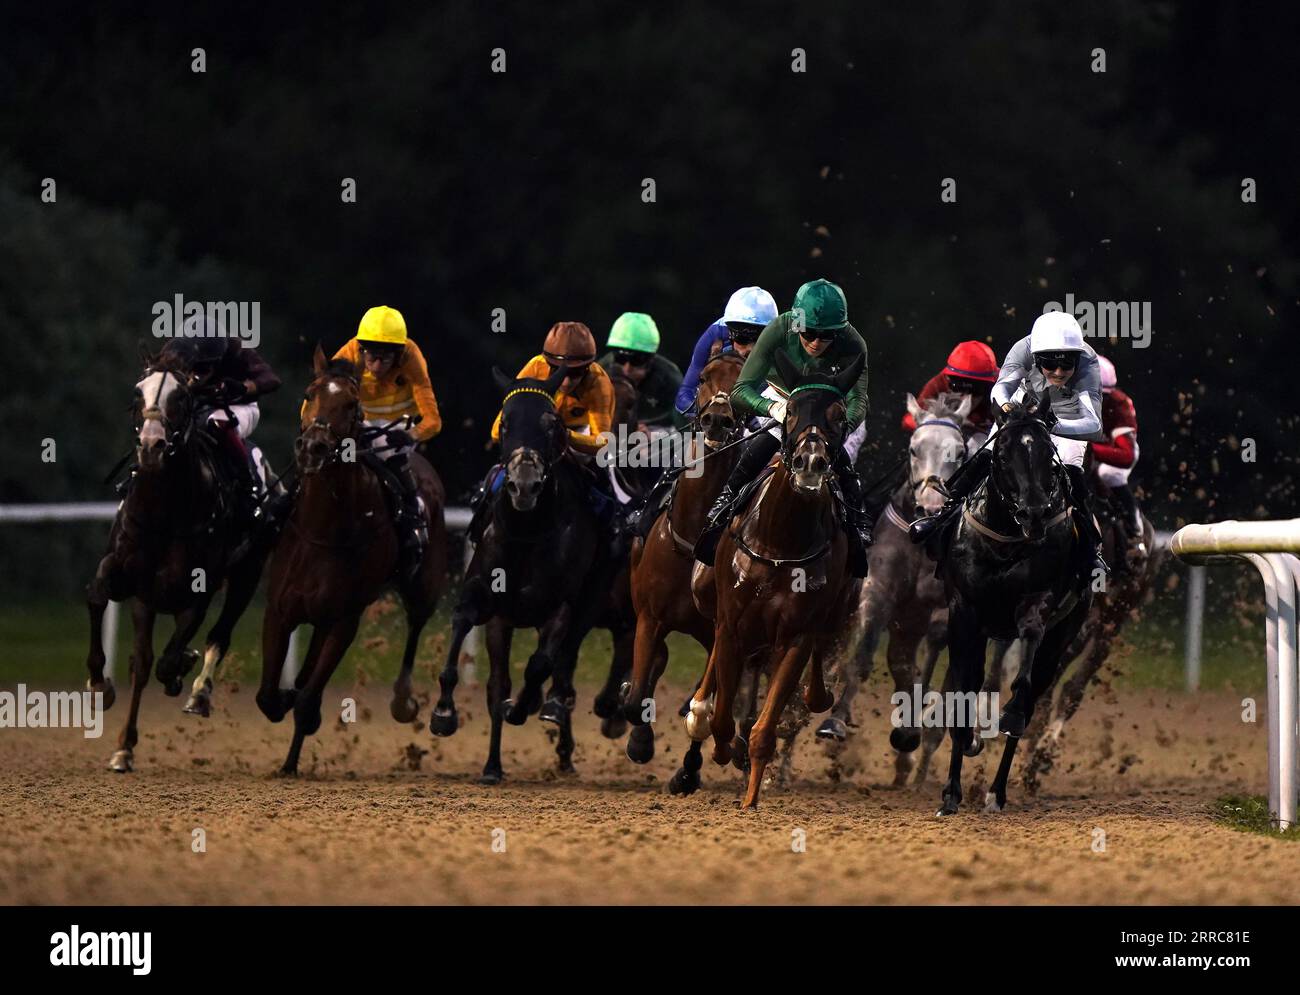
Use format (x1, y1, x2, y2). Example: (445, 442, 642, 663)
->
(324, 358, 360, 382)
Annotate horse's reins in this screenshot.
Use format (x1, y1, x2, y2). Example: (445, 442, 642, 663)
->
(964, 416, 1073, 544)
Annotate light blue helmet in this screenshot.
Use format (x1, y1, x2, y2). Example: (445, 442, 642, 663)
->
(721, 286, 778, 327)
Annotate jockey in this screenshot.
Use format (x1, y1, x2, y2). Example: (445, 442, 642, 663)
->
(598, 312, 684, 430)
(909, 310, 1107, 575)
(673, 286, 778, 418)
(693, 278, 872, 577)
(151, 331, 281, 523)
(900, 340, 999, 437)
(471, 321, 618, 542)
(854, 340, 1000, 530)
(1093, 354, 1145, 555)
(332, 305, 443, 579)
(628, 287, 778, 540)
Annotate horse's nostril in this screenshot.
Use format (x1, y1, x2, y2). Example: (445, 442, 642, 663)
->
(812, 456, 828, 474)
(700, 413, 713, 429)
(792, 455, 806, 472)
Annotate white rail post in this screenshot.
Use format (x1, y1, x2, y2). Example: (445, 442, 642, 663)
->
(1172, 520, 1300, 830)
(1184, 565, 1206, 692)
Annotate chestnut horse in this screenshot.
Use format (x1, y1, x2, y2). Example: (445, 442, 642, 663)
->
(685, 352, 864, 808)
(87, 354, 273, 772)
(621, 353, 744, 768)
(256, 346, 446, 775)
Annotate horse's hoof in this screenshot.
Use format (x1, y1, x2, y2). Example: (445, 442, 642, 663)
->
(161, 674, 184, 697)
(983, 791, 1005, 814)
(816, 716, 848, 742)
(963, 737, 985, 758)
(502, 700, 527, 726)
(539, 698, 567, 726)
(890, 727, 922, 752)
(107, 749, 133, 773)
(87, 679, 116, 711)
(592, 691, 618, 720)
(182, 692, 211, 718)
(276, 765, 298, 778)
(428, 708, 459, 737)
(999, 709, 1026, 738)
(730, 735, 750, 773)
(668, 768, 701, 796)
(625, 725, 655, 764)
(557, 759, 577, 776)
(600, 713, 628, 740)
(478, 768, 503, 785)
(390, 695, 419, 724)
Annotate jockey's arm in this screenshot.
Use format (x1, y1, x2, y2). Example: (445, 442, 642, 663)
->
(571, 369, 614, 456)
(675, 324, 727, 415)
(1093, 431, 1136, 468)
(991, 338, 1033, 409)
(230, 345, 282, 398)
(399, 343, 443, 441)
(731, 315, 786, 419)
(842, 329, 870, 431)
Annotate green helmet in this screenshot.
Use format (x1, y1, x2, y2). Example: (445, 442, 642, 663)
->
(607, 312, 660, 353)
(792, 278, 849, 330)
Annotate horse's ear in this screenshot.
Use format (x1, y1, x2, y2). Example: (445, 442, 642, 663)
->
(905, 392, 924, 423)
(834, 352, 865, 395)
(541, 362, 568, 395)
(137, 340, 157, 369)
(491, 366, 514, 394)
(312, 342, 328, 376)
(772, 349, 800, 389)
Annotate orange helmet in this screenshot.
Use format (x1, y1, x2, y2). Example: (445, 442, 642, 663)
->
(945, 341, 999, 382)
(542, 321, 596, 368)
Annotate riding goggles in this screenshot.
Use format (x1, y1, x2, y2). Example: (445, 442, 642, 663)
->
(1034, 352, 1077, 372)
(613, 350, 653, 368)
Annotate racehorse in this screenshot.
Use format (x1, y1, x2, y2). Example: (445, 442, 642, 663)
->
(430, 364, 622, 783)
(255, 346, 446, 775)
(685, 351, 863, 808)
(934, 389, 1092, 815)
(621, 353, 744, 769)
(815, 392, 972, 785)
(86, 352, 273, 772)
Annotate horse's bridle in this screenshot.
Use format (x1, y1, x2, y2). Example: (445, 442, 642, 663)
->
(135, 369, 196, 458)
(297, 378, 363, 475)
(979, 416, 1069, 540)
(908, 417, 965, 505)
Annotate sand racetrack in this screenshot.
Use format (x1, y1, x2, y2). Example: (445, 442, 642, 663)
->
(2, 676, 1296, 905)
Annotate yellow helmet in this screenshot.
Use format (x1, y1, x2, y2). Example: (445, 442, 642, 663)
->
(357, 305, 408, 345)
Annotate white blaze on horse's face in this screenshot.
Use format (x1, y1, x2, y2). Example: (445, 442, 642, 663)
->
(908, 402, 967, 516)
(136, 370, 178, 468)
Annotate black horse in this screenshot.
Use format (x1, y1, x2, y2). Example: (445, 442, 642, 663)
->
(431, 364, 622, 783)
(934, 390, 1093, 815)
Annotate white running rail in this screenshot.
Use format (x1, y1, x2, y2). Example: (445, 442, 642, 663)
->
(1170, 519, 1300, 829)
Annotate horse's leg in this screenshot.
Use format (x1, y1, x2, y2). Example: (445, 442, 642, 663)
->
(595, 623, 634, 725)
(480, 618, 513, 784)
(505, 604, 570, 725)
(626, 618, 669, 763)
(390, 597, 432, 724)
(741, 638, 810, 809)
(86, 554, 119, 709)
(256, 601, 296, 722)
(109, 600, 156, 773)
(730, 666, 762, 773)
(706, 621, 742, 767)
(155, 593, 214, 699)
(914, 654, 952, 786)
(886, 626, 925, 785)
(938, 598, 984, 815)
(545, 624, 589, 775)
(817, 614, 883, 742)
(431, 599, 482, 737)
(186, 551, 264, 716)
(281, 613, 361, 776)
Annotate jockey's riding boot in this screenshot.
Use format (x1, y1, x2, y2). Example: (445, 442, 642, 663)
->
(908, 448, 992, 544)
(1065, 464, 1108, 578)
(833, 450, 871, 577)
(629, 468, 678, 539)
(467, 465, 502, 544)
(693, 431, 780, 566)
(390, 458, 428, 583)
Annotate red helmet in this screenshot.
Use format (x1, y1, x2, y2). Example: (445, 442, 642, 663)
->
(945, 341, 999, 382)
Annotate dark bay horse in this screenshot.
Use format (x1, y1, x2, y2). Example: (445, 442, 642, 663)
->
(935, 391, 1092, 815)
(686, 351, 863, 808)
(86, 355, 272, 772)
(621, 353, 744, 768)
(256, 346, 446, 775)
(430, 365, 621, 783)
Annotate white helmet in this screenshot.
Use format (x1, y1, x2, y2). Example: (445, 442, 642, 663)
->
(1097, 354, 1117, 391)
(721, 286, 778, 327)
(1029, 310, 1087, 354)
